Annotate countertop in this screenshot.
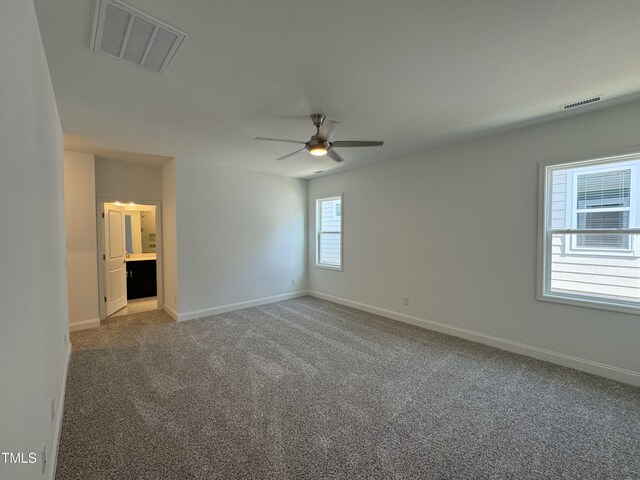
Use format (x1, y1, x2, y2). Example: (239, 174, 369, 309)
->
(126, 253, 157, 262)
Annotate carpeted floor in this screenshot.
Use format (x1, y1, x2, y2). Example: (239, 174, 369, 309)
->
(57, 297, 640, 479)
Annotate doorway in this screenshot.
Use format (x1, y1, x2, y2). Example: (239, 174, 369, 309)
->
(97, 199, 163, 320)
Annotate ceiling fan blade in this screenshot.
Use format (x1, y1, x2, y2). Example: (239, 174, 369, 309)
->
(319, 120, 340, 141)
(327, 150, 345, 163)
(255, 137, 306, 145)
(331, 141, 383, 147)
(274, 148, 305, 161)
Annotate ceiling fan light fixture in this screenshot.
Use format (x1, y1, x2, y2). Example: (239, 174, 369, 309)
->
(309, 146, 328, 156)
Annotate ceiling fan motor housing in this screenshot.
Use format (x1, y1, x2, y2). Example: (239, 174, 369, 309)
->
(310, 114, 326, 128)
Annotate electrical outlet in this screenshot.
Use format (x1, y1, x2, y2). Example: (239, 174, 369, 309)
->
(403, 296, 410, 306)
(41, 444, 46, 476)
(291, 279, 296, 286)
(63, 333, 67, 347)
(50, 397, 55, 422)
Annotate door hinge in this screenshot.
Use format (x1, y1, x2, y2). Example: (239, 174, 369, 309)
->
(102, 212, 104, 218)
(103, 254, 106, 260)
(104, 296, 107, 302)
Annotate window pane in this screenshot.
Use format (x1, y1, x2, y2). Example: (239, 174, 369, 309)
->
(576, 233, 630, 249)
(550, 232, 640, 304)
(319, 233, 341, 266)
(544, 158, 640, 310)
(317, 196, 342, 268)
(551, 170, 569, 229)
(576, 211, 629, 249)
(577, 211, 629, 229)
(576, 170, 630, 209)
(320, 198, 341, 232)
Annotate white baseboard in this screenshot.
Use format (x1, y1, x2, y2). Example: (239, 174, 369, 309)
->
(68, 318, 100, 332)
(308, 291, 640, 387)
(49, 342, 71, 479)
(178, 291, 308, 322)
(163, 303, 178, 320)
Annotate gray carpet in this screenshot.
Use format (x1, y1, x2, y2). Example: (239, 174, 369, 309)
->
(57, 297, 640, 479)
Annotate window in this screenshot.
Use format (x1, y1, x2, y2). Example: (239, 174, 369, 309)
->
(316, 195, 342, 270)
(540, 154, 640, 312)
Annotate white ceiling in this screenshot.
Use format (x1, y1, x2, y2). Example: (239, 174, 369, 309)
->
(35, 0, 640, 177)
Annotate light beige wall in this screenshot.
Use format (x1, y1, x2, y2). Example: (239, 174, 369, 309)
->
(161, 159, 178, 317)
(0, 2, 70, 478)
(175, 162, 307, 319)
(95, 157, 161, 202)
(63, 151, 99, 330)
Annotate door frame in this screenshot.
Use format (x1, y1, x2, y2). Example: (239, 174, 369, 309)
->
(97, 197, 164, 321)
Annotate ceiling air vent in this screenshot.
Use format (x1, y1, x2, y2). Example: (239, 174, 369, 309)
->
(91, 0, 186, 74)
(561, 95, 603, 110)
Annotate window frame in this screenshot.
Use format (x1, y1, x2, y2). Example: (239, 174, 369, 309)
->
(537, 152, 640, 315)
(315, 194, 343, 271)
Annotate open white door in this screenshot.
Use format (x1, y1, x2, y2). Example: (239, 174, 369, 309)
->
(104, 203, 127, 316)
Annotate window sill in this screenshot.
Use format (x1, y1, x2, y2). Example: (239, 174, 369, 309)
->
(537, 291, 640, 315)
(560, 250, 637, 258)
(314, 264, 342, 272)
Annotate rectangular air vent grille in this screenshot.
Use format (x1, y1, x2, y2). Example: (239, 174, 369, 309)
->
(561, 95, 603, 110)
(91, 0, 185, 75)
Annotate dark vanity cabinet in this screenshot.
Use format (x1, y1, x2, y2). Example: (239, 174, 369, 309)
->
(126, 260, 157, 300)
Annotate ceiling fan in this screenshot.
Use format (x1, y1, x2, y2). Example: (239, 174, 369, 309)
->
(255, 114, 383, 163)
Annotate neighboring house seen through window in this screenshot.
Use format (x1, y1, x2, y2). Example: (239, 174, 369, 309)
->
(574, 167, 631, 250)
(541, 155, 640, 312)
(316, 195, 342, 270)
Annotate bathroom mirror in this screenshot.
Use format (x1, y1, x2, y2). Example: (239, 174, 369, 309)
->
(124, 207, 156, 254)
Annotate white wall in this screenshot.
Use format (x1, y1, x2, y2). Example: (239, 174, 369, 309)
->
(308, 100, 640, 385)
(95, 157, 162, 202)
(176, 161, 307, 319)
(63, 151, 99, 331)
(161, 159, 178, 317)
(0, 2, 70, 479)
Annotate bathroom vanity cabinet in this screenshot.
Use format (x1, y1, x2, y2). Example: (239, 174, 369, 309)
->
(126, 259, 157, 300)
